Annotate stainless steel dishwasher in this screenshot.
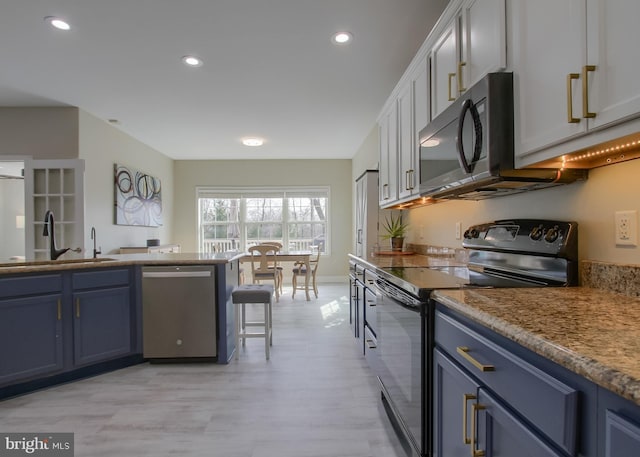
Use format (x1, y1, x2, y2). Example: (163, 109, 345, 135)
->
(142, 265, 217, 360)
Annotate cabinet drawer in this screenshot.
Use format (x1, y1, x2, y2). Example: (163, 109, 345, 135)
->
(72, 268, 131, 290)
(0, 274, 62, 299)
(435, 310, 578, 455)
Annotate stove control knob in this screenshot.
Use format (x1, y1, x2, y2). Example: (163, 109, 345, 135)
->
(544, 226, 561, 243)
(530, 225, 544, 241)
(464, 228, 479, 239)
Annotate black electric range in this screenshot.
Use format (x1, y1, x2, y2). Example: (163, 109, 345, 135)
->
(368, 219, 579, 457)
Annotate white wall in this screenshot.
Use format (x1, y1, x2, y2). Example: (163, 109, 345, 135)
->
(173, 159, 352, 279)
(0, 108, 79, 159)
(352, 135, 640, 266)
(78, 111, 174, 255)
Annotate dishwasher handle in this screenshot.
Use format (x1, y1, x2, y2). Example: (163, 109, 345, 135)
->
(142, 271, 212, 278)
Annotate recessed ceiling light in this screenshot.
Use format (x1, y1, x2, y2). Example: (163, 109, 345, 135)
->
(242, 137, 264, 147)
(331, 31, 353, 45)
(182, 55, 203, 67)
(45, 16, 71, 31)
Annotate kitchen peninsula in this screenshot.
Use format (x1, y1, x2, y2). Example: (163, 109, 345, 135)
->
(0, 252, 242, 399)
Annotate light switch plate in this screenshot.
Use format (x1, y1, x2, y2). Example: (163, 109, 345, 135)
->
(615, 210, 637, 246)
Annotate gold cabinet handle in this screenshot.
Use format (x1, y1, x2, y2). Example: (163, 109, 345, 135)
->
(567, 73, 580, 123)
(404, 170, 415, 190)
(448, 72, 457, 101)
(582, 65, 596, 118)
(57, 299, 62, 321)
(408, 169, 415, 190)
(75, 298, 80, 318)
(458, 61, 467, 93)
(382, 183, 389, 200)
(470, 403, 486, 457)
(463, 393, 476, 444)
(457, 346, 495, 372)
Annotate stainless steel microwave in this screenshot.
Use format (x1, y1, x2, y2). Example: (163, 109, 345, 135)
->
(417, 72, 586, 200)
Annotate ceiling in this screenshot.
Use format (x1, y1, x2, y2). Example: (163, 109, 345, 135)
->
(0, 0, 448, 161)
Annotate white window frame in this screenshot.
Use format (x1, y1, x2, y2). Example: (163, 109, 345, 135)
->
(196, 186, 330, 254)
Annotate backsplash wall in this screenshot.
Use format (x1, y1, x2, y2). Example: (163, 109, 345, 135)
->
(402, 158, 640, 266)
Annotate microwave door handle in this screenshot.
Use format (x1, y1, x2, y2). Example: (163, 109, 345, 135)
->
(456, 99, 483, 174)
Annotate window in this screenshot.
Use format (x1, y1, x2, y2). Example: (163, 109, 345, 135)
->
(197, 187, 329, 254)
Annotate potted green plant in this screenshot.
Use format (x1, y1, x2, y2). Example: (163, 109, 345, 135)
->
(381, 213, 409, 251)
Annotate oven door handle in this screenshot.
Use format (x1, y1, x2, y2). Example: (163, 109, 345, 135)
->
(369, 279, 422, 312)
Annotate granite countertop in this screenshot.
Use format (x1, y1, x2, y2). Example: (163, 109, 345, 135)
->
(0, 251, 244, 275)
(349, 252, 465, 269)
(433, 286, 640, 406)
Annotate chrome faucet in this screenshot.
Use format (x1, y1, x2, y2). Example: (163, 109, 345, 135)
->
(43, 210, 71, 260)
(91, 227, 102, 259)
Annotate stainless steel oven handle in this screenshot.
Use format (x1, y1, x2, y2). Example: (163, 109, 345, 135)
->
(370, 277, 422, 310)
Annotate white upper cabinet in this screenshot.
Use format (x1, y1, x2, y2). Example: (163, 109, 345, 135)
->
(459, 0, 506, 90)
(586, 0, 640, 130)
(511, 0, 640, 165)
(510, 0, 588, 159)
(430, 20, 459, 119)
(411, 56, 429, 194)
(378, 105, 398, 206)
(431, 0, 506, 120)
(397, 84, 414, 200)
(381, 55, 429, 205)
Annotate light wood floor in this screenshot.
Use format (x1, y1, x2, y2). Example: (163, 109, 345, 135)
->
(0, 283, 407, 456)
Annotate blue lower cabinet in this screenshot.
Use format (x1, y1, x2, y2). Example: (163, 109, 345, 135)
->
(434, 349, 563, 457)
(0, 293, 64, 385)
(598, 387, 640, 456)
(0, 268, 140, 397)
(72, 286, 132, 366)
(476, 388, 564, 457)
(433, 349, 480, 457)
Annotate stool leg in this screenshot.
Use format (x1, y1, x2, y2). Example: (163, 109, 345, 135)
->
(235, 303, 240, 360)
(264, 300, 270, 360)
(269, 298, 273, 345)
(241, 303, 246, 347)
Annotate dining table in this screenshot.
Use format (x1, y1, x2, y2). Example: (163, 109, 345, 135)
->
(240, 250, 313, 301)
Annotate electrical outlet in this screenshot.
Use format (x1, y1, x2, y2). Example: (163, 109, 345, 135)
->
(615, 210, 638, 246)
(455, 222, 462, 240)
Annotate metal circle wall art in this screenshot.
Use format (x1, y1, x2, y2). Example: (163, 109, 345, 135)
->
(114, 164, 163, 227)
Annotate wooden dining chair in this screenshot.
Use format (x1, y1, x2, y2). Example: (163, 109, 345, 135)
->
(248, 244, 281, 302)
(291, 246, 320, 299)
(260, 242, 284, 295)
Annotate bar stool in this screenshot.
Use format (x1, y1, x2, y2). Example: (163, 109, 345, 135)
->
(231, 284, 273, 360)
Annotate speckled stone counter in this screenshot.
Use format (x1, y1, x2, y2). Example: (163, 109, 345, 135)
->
(349, 252, 464, 269)
(433, 286, 640, 406)
(582, 260, 640, 297)
(0, 252, 244, 275)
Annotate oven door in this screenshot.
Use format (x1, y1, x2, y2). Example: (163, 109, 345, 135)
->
(370, 279, 426, 457)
